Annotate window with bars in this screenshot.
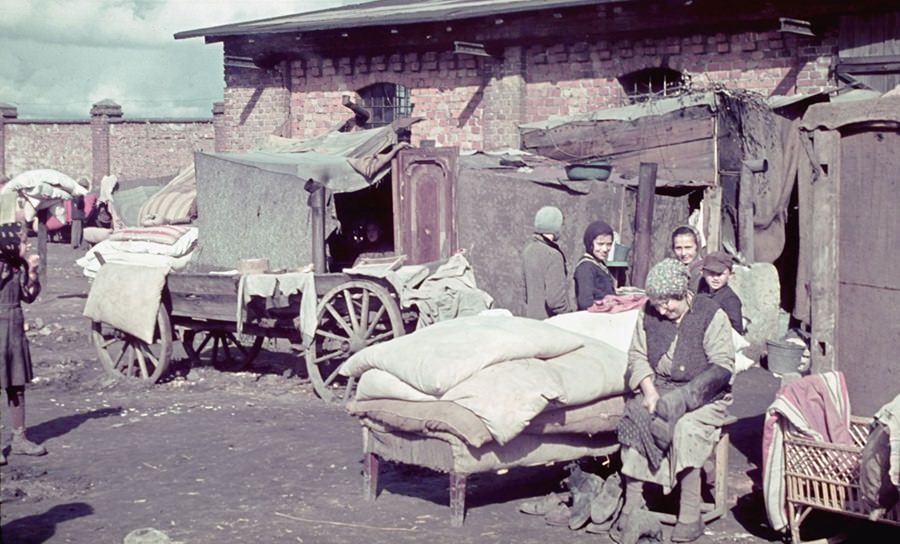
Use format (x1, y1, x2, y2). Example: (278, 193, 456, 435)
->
(357, 82, 412, 128)
(618, 68, 689, 104)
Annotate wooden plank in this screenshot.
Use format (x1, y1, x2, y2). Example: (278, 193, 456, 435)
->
(522, 115, 714, 161)
(167, 274, 239, 296)
(809, 129, 841, 374)
(793, 136, 814, 324)
(631, 162, 657, 288)
(607, 138, 717, 185)
(703, 186, 722, 253)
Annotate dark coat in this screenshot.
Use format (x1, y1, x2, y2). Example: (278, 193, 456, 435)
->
(698, 281, 744, 334)
(522, 234, 571, 319)
(573, 255, 616, 310)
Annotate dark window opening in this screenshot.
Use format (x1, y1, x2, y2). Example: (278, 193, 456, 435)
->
(618, 68, 689, 104)
(357, 82, 412, 128)
(326, 178, 395, 271)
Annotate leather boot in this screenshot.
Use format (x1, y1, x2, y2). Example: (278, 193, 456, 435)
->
(672, 468, 704, 542)
(10, 429, 47, 456)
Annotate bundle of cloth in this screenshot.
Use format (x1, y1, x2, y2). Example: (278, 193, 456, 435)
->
(1, 169, 91, 228)
(341, 314, 629, 446)
(76, 225, 198, 278)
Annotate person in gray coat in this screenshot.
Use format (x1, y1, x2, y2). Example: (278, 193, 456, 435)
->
(523, 206, 571, 319)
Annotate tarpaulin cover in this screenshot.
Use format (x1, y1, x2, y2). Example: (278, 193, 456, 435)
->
(203, 119, 419, 194)
(518, 92, 718, 132)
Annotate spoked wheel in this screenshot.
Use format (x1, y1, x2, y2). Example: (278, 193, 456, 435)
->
(91, 305, 173, 383)
(305, 280, 404, 403)
(182, 329, 264, 372)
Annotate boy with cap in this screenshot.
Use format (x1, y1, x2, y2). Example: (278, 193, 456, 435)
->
(697, 251, 744, 334)
(523, 206, 571, 319)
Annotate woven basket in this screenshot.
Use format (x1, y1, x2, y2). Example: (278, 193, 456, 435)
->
(784, 415, 900, 542)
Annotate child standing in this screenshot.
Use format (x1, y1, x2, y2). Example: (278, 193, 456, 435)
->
(697, 251, 744, 334)
(0, 217, 45, 465)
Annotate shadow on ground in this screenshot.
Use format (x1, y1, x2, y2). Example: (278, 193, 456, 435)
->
(1, 502, 93, 544)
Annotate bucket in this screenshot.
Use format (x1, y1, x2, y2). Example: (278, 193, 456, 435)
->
(611, 243, 631, 263)
(766, 340, 806, 375)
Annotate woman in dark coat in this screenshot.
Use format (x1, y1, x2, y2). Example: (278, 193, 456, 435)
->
(0, 220, 45, 465)
(573, 220, 616, 310)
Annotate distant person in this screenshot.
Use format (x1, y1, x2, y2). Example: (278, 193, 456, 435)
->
(0, 213, 46, 465)
(671, 225, 703, 292)
(523, 206, 571, 319)
(697, 251, 744, 334)
(573, 220, 616, 310)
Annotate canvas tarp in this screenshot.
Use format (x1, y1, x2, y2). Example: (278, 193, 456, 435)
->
(207, 118, 420, 194)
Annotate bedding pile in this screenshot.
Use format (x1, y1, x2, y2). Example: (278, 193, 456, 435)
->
(76, 225, 198, 278)
(341, 314, 629, 445)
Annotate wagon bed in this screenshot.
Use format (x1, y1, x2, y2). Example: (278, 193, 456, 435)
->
(91, 267, 407, 402)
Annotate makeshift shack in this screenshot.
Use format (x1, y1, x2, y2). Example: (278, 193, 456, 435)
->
(192, 120, 414, 271)
(796, 94, 900, 416)
(455, 152, 687, 314)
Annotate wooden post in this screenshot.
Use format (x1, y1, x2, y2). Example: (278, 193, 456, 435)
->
(308, 184, 326, 273)
(36, 209, 48, 286)
(631, 162, 657, 288)
(739, 158, 767, 263)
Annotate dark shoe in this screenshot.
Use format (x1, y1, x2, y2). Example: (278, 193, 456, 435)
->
(591, 472, 624, 524)
(544, 503, 571, 527)
(569, 472, 604, 529)
(518, 491, 570, 516)
(10, 430, 46, 456)
(671, 518, 704, 542)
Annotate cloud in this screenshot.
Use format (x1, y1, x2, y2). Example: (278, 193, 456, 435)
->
(0, 0, 363, 118)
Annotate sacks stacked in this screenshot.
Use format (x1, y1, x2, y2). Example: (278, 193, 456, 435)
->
(341, 314, 629, 445)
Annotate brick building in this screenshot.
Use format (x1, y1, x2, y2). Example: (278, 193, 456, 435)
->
(176, 0, 899, 153)
(0, 100, 216, 183)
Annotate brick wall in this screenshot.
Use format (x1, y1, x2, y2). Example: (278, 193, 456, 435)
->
(3, 122, 93, 180)
(0, 101, 215, 182)
(219, 3, 841, 153)
(110, 122, 215, 179)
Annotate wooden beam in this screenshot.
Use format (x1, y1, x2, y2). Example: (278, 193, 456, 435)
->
(631, 162, 657, 288)
(809, 129, 841, 374)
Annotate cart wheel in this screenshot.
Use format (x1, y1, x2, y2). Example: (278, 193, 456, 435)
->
(91, 305, 173, 383)
(305, 280, 404, 402)
(183, 330, 264, 372)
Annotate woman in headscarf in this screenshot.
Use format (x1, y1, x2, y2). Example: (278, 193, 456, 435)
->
(573, 220, 616, 310)
(0, 214, 45, 465)
(613, 258, 734, 543)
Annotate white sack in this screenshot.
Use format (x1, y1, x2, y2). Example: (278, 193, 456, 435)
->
(441, 358, 566, 445)
(355, 369, 440, 402)
(339, 315, 585, 396)
(544, 337, 628, 405)
(545, 309, 640, 353)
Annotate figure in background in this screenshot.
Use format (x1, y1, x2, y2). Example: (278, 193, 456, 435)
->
(523, 206, 571, 319)
(614, 258, 734, 543)
(0, 207, 46, 465)
(671, 225, 703, 292)
(573, 220, 616, 310)
(697, 251, 744, 334)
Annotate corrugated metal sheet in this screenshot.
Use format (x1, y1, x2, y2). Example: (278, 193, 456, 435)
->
(175, 0, 617, 40)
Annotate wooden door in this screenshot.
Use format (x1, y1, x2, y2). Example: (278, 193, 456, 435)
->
(837, 128, 900, 415)
(392, 147, 458, 264)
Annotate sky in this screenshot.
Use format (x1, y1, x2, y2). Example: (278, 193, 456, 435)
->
(0, 0, 364, 119)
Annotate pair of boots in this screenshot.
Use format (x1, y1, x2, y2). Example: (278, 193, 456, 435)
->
(612, 470, 704, 543)
(0, 429, 47, 464)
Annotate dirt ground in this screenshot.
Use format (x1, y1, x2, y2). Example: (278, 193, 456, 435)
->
(2, 244, 897, 544)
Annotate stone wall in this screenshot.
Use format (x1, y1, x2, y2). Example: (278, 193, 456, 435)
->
(0, 100, 216, 183)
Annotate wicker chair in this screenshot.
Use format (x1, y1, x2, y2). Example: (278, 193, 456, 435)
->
(784, 415, 900, 543)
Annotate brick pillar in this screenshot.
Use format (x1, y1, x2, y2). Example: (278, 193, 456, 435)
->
(212, 101, 226, 152)
(90, 99, 123, 183)
(482, 46, 525, 150)
(0, 102, 17, 180)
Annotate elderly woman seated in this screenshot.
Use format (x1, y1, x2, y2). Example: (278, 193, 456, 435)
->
(614, 258, 734, 543)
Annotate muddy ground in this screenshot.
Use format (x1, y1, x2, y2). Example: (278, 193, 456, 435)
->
(1, 244, 896, 544)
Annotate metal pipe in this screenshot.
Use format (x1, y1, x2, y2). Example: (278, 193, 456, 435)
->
(307, 182, 327, 273)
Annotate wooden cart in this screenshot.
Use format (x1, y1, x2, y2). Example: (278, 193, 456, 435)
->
(90, 269, 407, 402)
